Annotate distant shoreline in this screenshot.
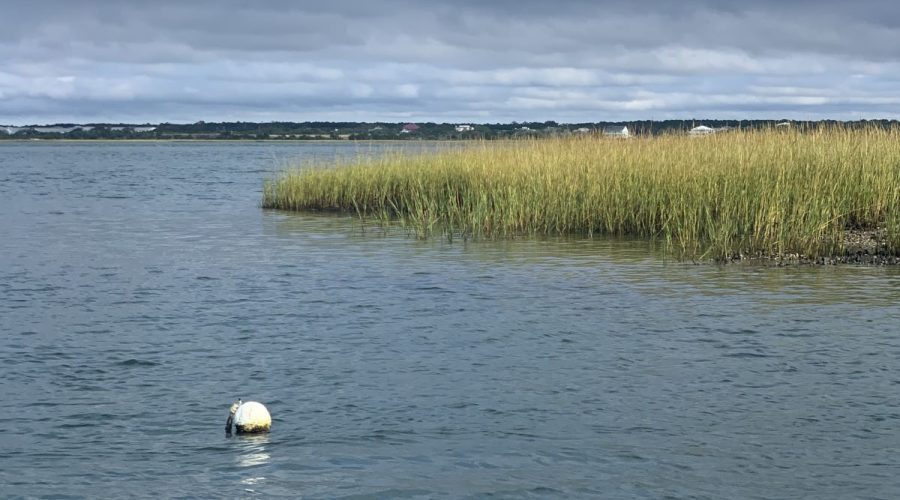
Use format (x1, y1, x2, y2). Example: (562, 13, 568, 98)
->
(0, 138, 460, 143)
(5, 119, 900, 142)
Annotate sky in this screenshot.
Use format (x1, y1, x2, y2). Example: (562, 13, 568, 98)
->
(2, 0, 900, 124)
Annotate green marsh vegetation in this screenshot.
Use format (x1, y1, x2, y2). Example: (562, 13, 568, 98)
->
(263, 126, 900, 262)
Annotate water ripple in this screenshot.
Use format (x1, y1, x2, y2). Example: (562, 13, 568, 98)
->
(2, 142, 900, 498)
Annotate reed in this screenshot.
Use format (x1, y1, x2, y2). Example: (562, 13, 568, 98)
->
(263, 126, 900, 260)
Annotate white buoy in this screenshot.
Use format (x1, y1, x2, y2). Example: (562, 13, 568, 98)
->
(226, 399, 271, 434)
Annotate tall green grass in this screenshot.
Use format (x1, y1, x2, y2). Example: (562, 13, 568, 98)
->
(263, 127, 900, 260)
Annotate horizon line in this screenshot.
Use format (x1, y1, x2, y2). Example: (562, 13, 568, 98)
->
(6, 118, 900, 128)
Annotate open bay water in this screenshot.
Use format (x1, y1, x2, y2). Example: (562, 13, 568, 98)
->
(1, 141, 900, 499)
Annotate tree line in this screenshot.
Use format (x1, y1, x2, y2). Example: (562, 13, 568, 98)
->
(3, 119, 899, 140)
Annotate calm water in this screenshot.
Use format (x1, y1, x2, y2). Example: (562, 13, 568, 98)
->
(2, 141, 900, 499)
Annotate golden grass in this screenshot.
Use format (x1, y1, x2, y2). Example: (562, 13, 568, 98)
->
(263, 126, 900, 260)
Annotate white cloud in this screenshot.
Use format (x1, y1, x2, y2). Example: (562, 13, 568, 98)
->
(446, 68, 600, 87)
(394, 84, 420, 99)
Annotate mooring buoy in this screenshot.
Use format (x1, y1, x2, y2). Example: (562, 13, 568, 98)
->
(226, 399, 271, 435)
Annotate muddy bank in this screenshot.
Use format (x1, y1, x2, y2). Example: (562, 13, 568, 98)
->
(722, 229, 900, 265)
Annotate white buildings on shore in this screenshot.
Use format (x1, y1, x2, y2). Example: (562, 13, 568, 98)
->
(689, 125, 740, 136)
(603, 125, 630, 137)
(110, 126, 157, 132)
(2, 125, 156, 135)
(689, 125, 717, 136)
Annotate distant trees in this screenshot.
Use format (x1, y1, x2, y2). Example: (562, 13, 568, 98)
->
(3, 120, 899, 141)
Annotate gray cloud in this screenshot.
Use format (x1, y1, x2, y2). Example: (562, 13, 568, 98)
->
(2, 0, 899, 123)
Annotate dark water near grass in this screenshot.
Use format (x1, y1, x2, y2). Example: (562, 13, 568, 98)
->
(2, 141, 900, 499)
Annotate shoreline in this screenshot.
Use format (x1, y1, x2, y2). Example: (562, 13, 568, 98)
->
(0, 138, 464, 143)
(725, 229, 899, 266)
(268, 207, 900, 266)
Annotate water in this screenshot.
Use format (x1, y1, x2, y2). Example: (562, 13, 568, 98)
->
(2, 141, 900, 499)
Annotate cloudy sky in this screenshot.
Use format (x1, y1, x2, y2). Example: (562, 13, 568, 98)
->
(2, 0, 899, 124)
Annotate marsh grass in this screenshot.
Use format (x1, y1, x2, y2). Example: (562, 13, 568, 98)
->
(263, 127, 900, 260)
